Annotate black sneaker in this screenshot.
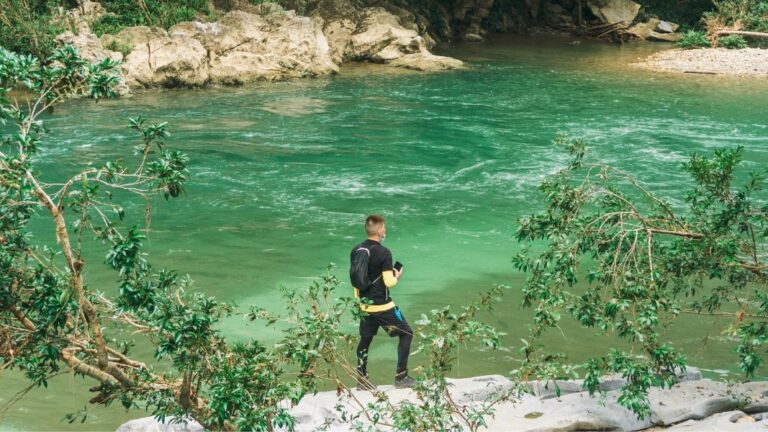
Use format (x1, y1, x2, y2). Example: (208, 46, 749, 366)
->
(356, 375, 376, 391)
(394, 374, 416, 389)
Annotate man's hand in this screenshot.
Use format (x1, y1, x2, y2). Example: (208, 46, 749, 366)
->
(394, 268, 403, 279)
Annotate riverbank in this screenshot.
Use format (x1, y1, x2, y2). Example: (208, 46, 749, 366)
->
(634, 48, 768, 77)
(57, 0, 465, 94)
(116, 369, 768, 431)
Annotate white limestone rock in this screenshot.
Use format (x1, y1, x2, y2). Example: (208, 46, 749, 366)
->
(116, 417, 203, 432)
(587, 0, 641, 25)
(310, 0, 463, 70)
(123, 36, 209, 88)
(666, 411, 768, 431)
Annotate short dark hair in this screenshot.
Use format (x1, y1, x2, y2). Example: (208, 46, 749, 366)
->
(365, 214, 385, 236)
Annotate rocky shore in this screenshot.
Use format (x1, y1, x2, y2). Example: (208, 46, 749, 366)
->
(55, 0, 699, 94)
(59, 0, 464, 94)
(635, 48, 768, 77)
(117, 368, 768, 431)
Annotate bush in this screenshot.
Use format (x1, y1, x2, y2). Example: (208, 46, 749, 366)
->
(707, 0, 768, 32)
(0, 0, 68, 59)
(677, 30, 712, 48)
(719, 34, 748, 48)
(92, 0, 210, 35)
(92, 14, 132, 36)
(105, 39, 132, 56)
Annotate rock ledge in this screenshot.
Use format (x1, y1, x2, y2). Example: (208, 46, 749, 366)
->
(117, 368, 768, 431)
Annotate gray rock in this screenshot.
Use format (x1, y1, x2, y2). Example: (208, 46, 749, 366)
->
(587, 0, 641, 25)
(527, 366, 702, 399)
(650, 380, 743, 425)
(312, 2, 463, 70)
(656, 20, 679, 33)
(667, 411, 768, 431)
(489, 391, 654, 431)
(116, 417, 202, 432)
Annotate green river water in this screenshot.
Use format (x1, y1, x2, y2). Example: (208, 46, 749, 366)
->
(2, 35, 768, 430)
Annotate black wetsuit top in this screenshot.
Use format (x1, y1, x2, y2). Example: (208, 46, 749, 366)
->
(350, 239, 394, 306)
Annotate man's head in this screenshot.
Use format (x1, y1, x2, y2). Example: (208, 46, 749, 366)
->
(365, 214, 386, 241)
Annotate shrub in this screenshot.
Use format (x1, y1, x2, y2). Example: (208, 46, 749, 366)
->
(0, 0, 68, 59)
(92, 0, 210, 35)
(707, 0, 768, 32)
(105, 39, 132, 56)
(677, 30, 712, 48)
(92, 14, 132, 36)
(719, 34, 748, 48)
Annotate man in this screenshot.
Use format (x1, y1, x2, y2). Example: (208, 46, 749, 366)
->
(350, 214, 415, 390)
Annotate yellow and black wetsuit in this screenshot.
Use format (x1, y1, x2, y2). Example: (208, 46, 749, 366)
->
(351, 239, 398, 312)
(350, 239, 412, 379)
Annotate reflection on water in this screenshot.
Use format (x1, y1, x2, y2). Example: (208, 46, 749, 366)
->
(3, 35, 768, 431)
(261, 96, 329, 117)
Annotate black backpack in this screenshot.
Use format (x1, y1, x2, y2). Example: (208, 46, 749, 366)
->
(350, 245, 382, 294)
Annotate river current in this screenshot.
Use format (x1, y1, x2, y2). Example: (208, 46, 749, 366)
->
(2, 35, 768, 430)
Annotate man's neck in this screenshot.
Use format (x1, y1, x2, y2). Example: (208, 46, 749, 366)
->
(367, 236, 380, 243)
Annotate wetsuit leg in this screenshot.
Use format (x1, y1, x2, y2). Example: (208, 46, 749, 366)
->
(357, 335, 374, 376)
(396, 330, 413, 376)
(383, 307, 413, 376)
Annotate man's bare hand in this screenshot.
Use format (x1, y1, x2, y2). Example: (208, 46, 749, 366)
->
(394, 268, 403, 279)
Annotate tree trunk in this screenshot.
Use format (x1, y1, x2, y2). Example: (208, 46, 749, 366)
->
(717, 30, 768, 39)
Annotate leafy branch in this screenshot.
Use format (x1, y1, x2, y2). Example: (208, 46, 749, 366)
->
(514, 134, 768, 417)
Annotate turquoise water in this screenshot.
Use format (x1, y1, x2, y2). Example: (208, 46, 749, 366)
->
(2, 35, 768, 430)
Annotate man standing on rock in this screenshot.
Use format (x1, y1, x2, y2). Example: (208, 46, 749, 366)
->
(350, 214, 415, 390)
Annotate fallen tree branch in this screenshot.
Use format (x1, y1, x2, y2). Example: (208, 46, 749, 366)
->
(717, 30, 768, 39)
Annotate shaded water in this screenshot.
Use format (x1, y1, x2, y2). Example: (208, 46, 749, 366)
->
(2, 35, 768, 430)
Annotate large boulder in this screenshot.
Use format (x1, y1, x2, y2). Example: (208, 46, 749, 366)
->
(388, 52, 464, 71)
(587, 0, 641, 25)
(122, 36, 209, 88)
(627, 18, 682, 42)
(311, 1, 463, 71)
(55, 27, 130, 96)
(169, 10, 338, 84)
(56, 29, 123, 65)
(656, 20, 679, 33)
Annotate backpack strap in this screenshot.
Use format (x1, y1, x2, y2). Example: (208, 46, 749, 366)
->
(355, 246, 382, 286)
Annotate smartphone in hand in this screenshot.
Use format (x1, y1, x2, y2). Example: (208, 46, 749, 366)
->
(394, 261, 403, 271)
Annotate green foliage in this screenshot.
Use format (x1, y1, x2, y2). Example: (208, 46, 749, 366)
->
(105, 39, 133, 57)
(677, 30, 712, 48)
(719, 34, 749, 48)
(92, 0, 210, 36)
(707, 0, 768, 32)
(515, 135, 768, 418)
(0, 0, 70, 59)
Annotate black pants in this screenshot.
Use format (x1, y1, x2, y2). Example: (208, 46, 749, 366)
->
(357, 306, 413, 377)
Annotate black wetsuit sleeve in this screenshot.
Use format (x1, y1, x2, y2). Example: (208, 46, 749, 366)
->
(382, 248, 394, 272)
